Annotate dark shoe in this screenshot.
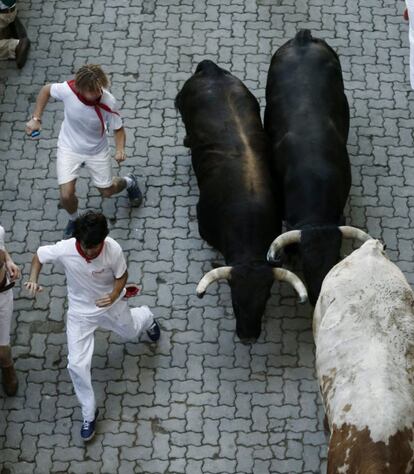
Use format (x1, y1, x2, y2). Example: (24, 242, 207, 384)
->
(15, 37, 30, 69)
(146, 320, 161, 342)
(124, 283, 140, 299)
(63, 220, 76, 239)
(80, 409, 99, 442)
(2, 364, 18, 396)
(9, 16, 28, 39)
(126, 173, 143, 207)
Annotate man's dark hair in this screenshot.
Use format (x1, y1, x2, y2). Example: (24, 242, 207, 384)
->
(73, 211, 109, 247)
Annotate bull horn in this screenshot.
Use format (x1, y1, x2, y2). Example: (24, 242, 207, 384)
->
(196, 266, 232, 298)
(339, 226, 372, 243)
(267, 230, 301, 262)
(272, 268, 308, 304)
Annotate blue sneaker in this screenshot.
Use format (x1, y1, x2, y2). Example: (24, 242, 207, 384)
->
(126, 173, 143, 207)
(80, 409, 99, 442)
(63, 219, 76, 239)
(146, 320, 161, 342)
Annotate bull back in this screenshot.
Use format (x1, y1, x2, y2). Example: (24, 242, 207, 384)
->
(314, 240, 414, 472)
(176, 60, 282, 340)
(265, 30, 351, 304)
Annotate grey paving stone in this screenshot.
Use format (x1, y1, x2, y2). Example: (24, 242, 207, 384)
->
(1, 0, 413, 473)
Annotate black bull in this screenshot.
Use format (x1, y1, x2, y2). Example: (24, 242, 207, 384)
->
(265, 30, 368, 305)
(175, 60, 307, 342)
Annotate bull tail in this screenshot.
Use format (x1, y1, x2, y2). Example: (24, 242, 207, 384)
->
(295, 29, 312, 45)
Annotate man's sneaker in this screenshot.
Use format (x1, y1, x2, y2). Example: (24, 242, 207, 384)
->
(146, 320, 161, 342)
(80, 409, 99, 442)
(126, 173, 143, 207)
(63, 220, 76, 239)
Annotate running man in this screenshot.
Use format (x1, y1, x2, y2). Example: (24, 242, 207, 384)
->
(25, 64, 143, 239)
(25, 211, 160, 441)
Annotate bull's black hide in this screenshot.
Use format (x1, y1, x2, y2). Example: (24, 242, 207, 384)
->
(176, 60, 282, 341)
(265, 30, 351, 305)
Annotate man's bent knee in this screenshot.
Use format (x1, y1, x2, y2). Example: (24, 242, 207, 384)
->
(98, 186, 114, 198)
(60, 183, 77, 203)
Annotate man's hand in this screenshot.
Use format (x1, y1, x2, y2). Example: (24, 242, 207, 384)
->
(114, 149, 126, 163)
(96, 292, 118, 307)
(5, 259, 20, 281)
(25, 118, 42, 136)
(24, 281, 43, 297)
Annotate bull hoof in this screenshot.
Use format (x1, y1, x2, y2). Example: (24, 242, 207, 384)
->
(196, 292, 205, 299)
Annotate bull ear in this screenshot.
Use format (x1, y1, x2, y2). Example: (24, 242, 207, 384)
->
(272, 268, 308, 304)
(196, 267, 232, 298)
(211, 261, 223, 269)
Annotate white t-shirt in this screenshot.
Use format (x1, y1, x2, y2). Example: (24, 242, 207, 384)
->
(50, 82, 123, 155)
(37, 236, 127, 316)
(0, 225, 4, 251)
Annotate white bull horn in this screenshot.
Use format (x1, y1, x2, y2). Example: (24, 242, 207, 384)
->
(339, 226, 372, 243)
(272, 268, 308, 304)
(267, 230, 301, 262)
(196, 266, 232, 298)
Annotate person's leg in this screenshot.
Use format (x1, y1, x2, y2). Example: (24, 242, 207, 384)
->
(86, 148, 126, 197)
(57, 148, 83, 238)
(99, 299, 155, 341)
(0, 290, 17, 396)
(66, 313, 98, 422)
(0, 10, 18, 60)
(97, 176, 127, 198)
(59, 180, 78, 238)
(59, 180, 78, 215)
(0, 9, 29, 67)
(86, 149, 142, 206)
(0, 38, 18, 60)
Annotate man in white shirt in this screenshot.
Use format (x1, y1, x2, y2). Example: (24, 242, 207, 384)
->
(25, 64, 143, 239)
(0, 225, 21, 396)
(25, 211, 160, 441)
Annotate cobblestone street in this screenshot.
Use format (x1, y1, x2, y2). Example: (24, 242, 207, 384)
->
(0, 0, 413, 472)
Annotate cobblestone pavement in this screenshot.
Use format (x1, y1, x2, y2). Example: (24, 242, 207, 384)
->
(0, 0, 412, 472)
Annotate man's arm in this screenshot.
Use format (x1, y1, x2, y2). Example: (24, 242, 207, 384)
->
(114, 127, 126, 163)
(95, 270, 128, 307)
(25, 84, 52, 135)
(4, 249, 20, 281)
(24, 253, 44, 296)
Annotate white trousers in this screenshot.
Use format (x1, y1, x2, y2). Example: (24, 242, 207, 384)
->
(407, 0, 414, 89)
(66, 299, 153, 421)
(0, 288, 13, 346)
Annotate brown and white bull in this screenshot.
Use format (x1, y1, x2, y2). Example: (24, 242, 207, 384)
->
(314, 239, 414, 473)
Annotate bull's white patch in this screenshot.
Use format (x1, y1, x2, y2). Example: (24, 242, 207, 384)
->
(314, 239, 414, 444)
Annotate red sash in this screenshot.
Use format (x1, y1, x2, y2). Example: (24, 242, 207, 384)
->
(75, 240, 105, 263)
(67, 79, 120, 136)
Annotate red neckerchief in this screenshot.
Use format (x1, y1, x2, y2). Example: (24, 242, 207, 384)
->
(67, 79, 120, 136)
(75, 240, 105, 263)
